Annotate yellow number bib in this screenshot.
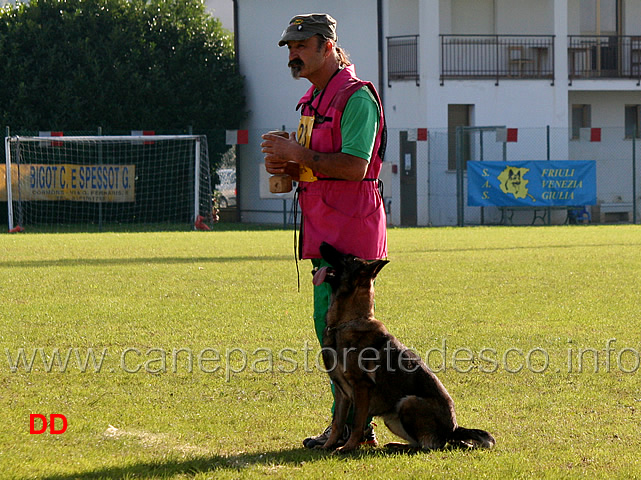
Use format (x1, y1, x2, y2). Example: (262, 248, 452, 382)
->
(297, 115, 317, 182)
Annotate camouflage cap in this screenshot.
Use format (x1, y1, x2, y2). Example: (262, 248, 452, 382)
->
(278, 13, 337, 47)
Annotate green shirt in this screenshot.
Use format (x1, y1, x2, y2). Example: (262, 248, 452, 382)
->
(340, 86, 380, 163)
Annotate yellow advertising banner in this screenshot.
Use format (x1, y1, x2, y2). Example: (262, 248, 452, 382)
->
(1, 164, 135, 202)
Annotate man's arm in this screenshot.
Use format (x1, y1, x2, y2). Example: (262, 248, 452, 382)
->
(295, 142, 369, 181)
(262, 134, 368, 181)
(262, 86, 379, 181)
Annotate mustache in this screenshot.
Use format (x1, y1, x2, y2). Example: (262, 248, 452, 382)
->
(288, 59, 304, 68)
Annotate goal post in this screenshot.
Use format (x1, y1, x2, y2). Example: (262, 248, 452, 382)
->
(4, 135, 213, 232)
(4, 135, 15, 231)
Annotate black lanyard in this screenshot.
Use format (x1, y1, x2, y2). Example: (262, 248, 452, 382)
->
(298, 67, 342, 124)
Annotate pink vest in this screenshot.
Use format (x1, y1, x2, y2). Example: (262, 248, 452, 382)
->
(297, 65, 387, 260)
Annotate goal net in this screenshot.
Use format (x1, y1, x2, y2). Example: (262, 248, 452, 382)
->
(3, 135, 213, 232)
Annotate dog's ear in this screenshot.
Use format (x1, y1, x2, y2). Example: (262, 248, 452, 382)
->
(365, 259, 389, 279)
(319, 242, 344, 266)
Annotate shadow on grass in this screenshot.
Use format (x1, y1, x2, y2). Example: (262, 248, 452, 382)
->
(0, 254, 292, 269)
(402, 241, 641, 256)
(40, 446, 422, 480)
(5, 238, 641, 270)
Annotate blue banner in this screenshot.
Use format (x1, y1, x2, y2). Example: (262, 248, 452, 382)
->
(468, 161, 597, 207)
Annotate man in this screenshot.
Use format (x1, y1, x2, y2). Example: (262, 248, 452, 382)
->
(261, 13, 387, 449)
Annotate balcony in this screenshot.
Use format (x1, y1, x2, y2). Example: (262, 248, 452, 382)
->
(439, 35, 555, 85)
(568, 35, 641, 85)
(435, 34, 641, 86)
(387, 35, 420, 87)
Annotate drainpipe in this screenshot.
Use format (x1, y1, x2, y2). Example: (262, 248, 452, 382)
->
(377, 0, 385, 107)
(232, 0, 241, 222)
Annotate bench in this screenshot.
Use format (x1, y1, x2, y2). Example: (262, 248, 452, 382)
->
(498, 206, 571, 225)
(597, 202, 633, 223)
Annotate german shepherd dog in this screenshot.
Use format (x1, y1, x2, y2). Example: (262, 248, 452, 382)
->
(313, 242, 496, 453)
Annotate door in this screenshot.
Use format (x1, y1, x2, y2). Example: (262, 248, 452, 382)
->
(448, 104, 472, 170)
(580, 0, 621, 75)
(399, 131, 417, 226)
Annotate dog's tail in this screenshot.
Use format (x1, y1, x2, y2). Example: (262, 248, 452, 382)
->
(449, 426, 496, 449)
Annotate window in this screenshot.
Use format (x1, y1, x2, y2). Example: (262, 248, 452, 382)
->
(580, 0, 619, 35)
(571, 104, 591, 140)
(624, 105, 641, 139)
(448, 104, 472, 170)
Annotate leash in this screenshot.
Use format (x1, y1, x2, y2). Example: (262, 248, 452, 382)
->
(293, 185, 302, 292)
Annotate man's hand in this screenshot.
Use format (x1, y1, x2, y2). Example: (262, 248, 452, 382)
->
(261, 131, 368, 181)
(261, 132, 302, 178)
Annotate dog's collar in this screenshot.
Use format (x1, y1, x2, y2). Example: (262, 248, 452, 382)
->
(325, 318, 368, 332)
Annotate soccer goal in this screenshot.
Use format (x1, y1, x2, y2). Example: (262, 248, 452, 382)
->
(3, 135, 214, 232)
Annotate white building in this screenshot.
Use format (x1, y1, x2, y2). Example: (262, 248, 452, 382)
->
(234, 0, 641, 226)
(204, 0, 234, 31)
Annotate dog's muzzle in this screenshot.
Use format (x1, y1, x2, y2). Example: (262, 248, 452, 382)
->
(312, 266, 335, 286)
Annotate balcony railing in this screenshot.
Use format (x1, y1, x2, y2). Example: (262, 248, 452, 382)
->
(391, 34, 640, 86)
(440, 35, 555, 85)
(568, 35, 641, 85)
(387, 35, 419, 86)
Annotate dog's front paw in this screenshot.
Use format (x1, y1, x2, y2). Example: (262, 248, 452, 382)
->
(332, 442, 360, 455)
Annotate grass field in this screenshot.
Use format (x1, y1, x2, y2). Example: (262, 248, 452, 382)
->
(2, 225, 641, 479)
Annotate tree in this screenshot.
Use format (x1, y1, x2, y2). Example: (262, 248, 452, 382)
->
(0, 0, 245, 168)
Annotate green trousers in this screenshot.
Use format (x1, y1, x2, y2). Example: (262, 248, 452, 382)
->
(312, 259, 373, 429)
